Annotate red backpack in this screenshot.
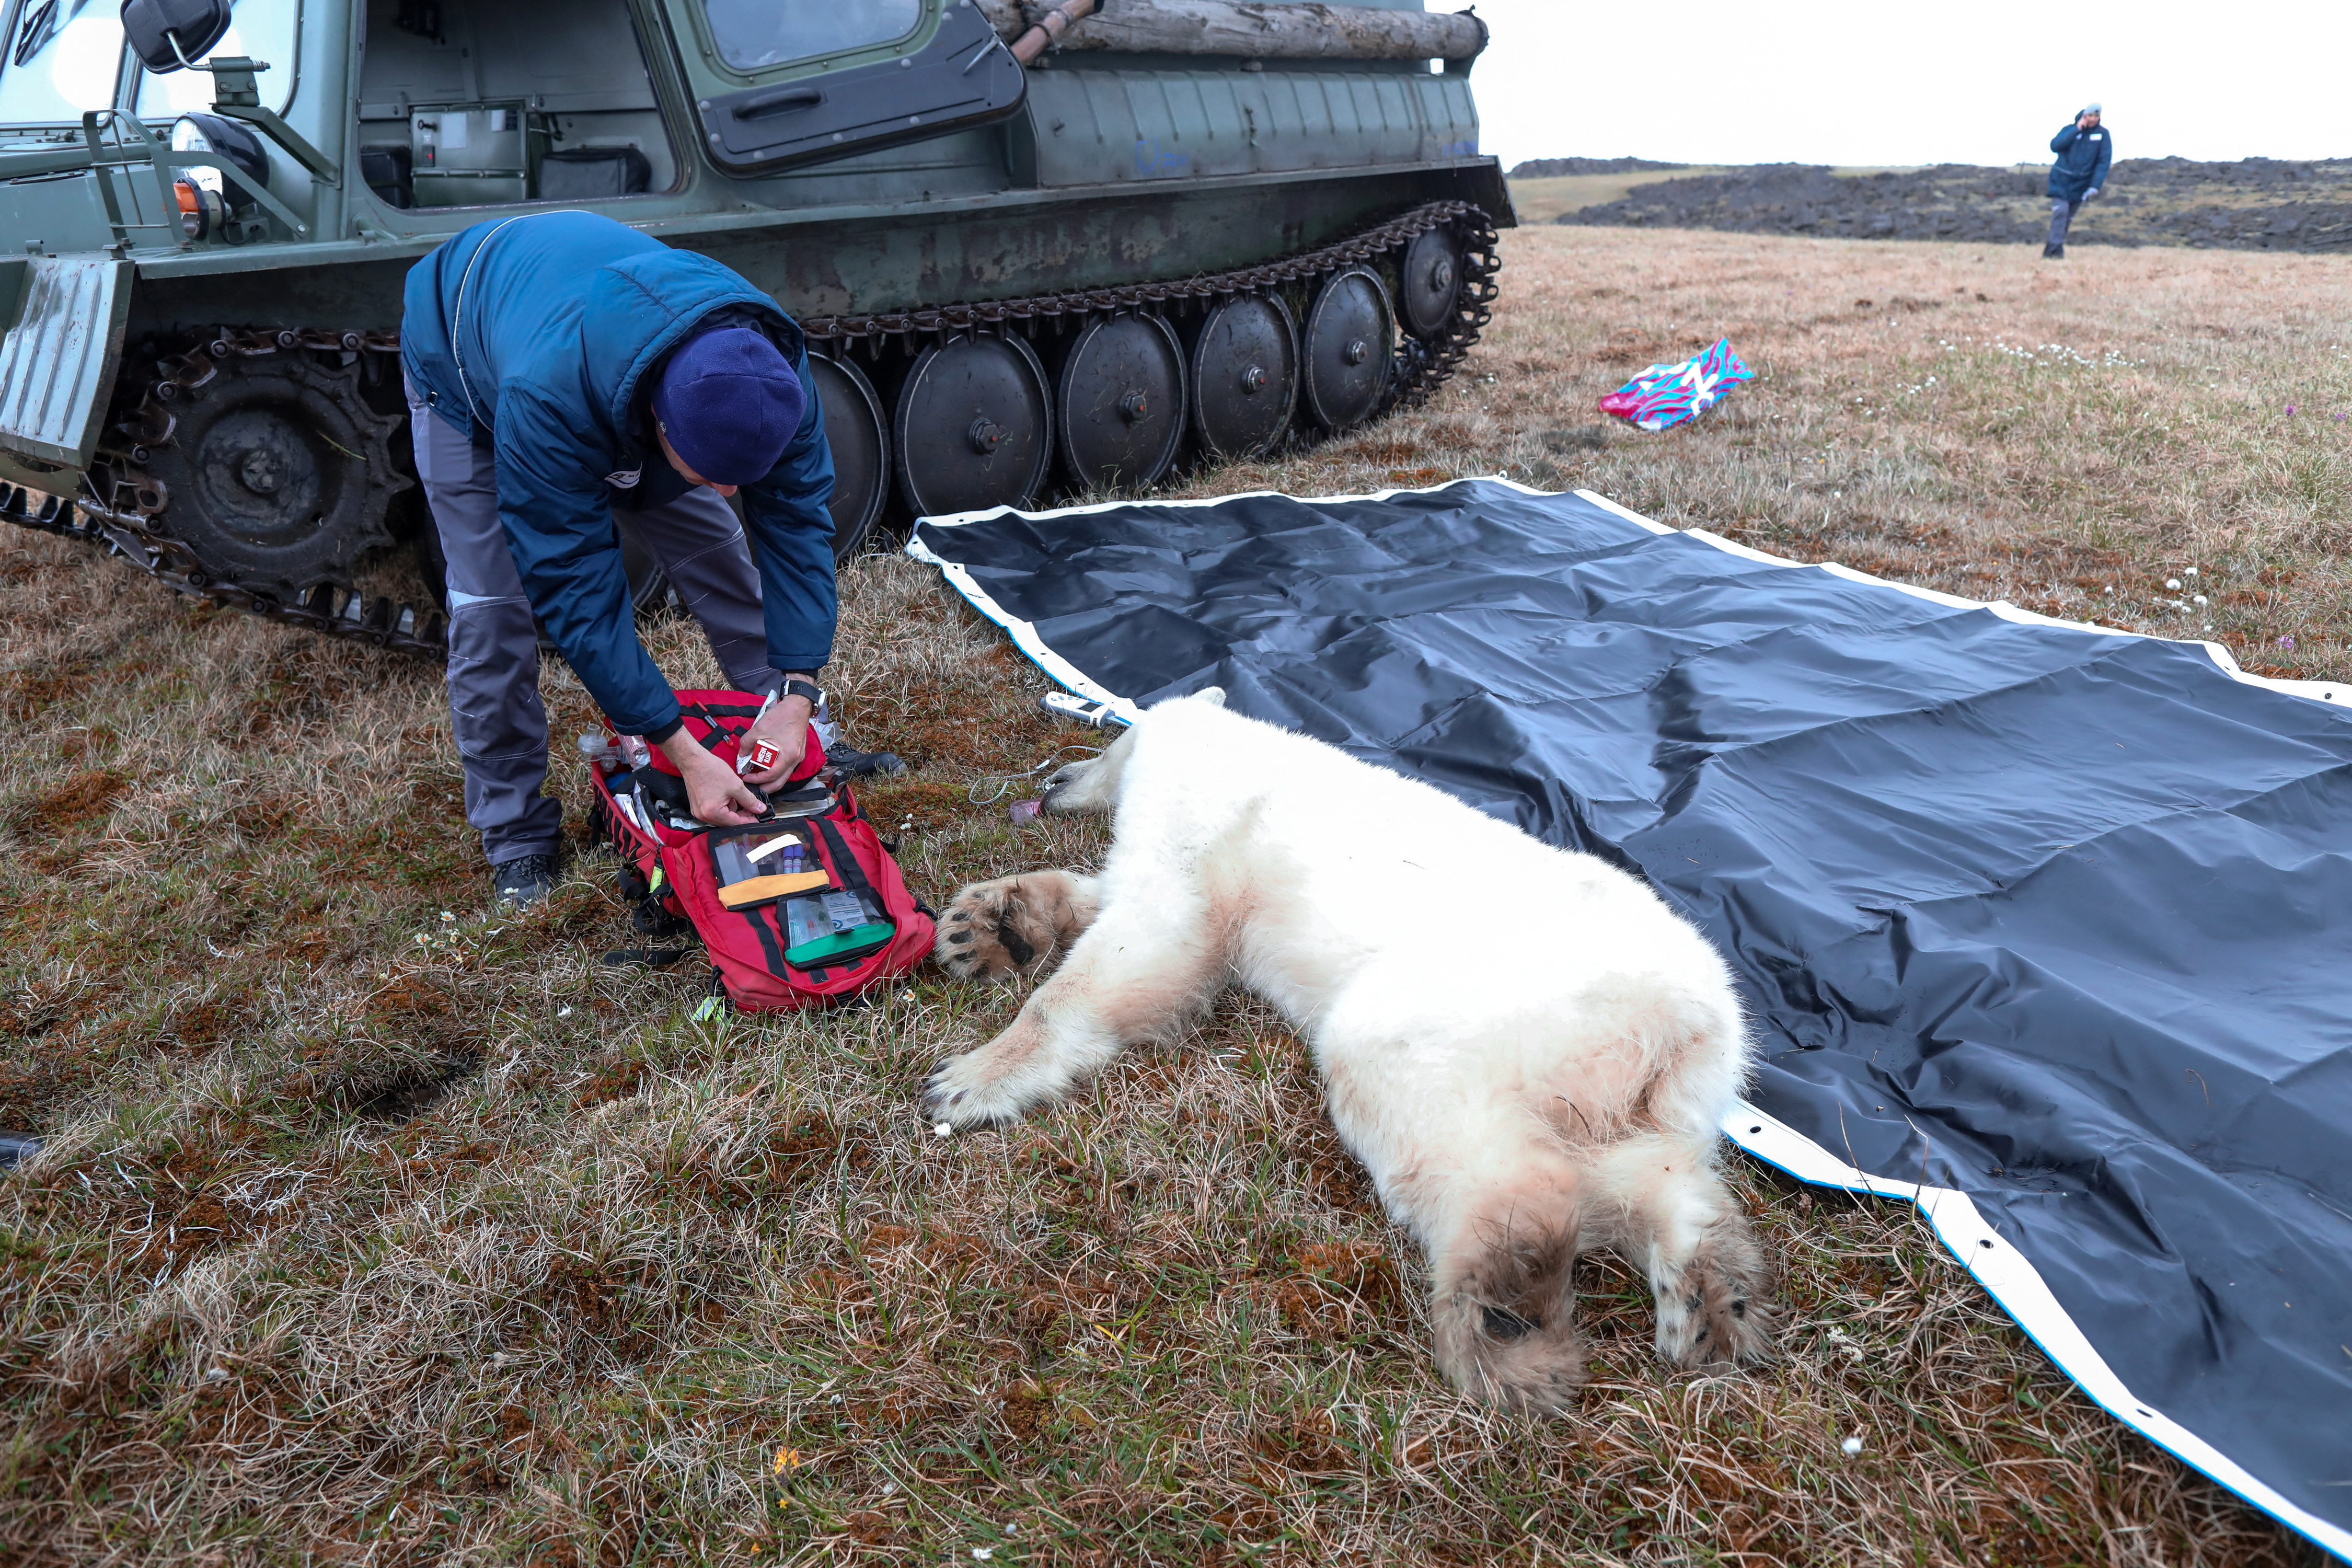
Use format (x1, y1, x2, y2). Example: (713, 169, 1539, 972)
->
(584, 689, 935, 1011)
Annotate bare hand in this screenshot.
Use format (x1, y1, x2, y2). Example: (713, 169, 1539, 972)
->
(660, 731, 768, 825)
(740, 692, 815, 788)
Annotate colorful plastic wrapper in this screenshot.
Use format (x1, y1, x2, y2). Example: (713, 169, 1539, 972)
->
(1598, 337, 1752, 430)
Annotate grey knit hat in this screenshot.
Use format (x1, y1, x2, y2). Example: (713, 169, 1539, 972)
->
(2081, 102, 2103, 116)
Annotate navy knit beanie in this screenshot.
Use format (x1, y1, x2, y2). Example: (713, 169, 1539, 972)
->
(651, 326, 805, 485)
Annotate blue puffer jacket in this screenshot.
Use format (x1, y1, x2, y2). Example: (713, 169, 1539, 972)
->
(2048, 122, 2113, 201)
(400, 211, 836, 738)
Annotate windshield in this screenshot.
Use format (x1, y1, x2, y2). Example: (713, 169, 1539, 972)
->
(0, 0, 125, 124)
(701, 0, 920, 73)
(0, 0, 296, 125)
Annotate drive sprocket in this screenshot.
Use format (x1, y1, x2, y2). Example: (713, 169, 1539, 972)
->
(131, 341, 409, 594)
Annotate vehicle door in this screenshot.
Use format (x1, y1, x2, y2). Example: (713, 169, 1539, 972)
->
(656, 0, 1024, 175)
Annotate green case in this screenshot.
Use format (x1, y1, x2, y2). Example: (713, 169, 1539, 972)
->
(782, 889, 895, 967)
(785, 920, 897, 966)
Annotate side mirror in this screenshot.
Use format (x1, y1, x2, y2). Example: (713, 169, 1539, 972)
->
(120, 0, 233, 73)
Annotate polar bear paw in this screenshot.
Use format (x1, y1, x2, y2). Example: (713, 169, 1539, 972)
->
(932, 871, 1098, 982)
(923, 1036, 1054, 1128)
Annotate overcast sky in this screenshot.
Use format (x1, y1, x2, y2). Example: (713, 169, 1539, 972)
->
(1468, 0, 2347, 171)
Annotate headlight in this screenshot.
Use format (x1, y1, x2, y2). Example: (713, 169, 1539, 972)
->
(169, 112, 269, 191)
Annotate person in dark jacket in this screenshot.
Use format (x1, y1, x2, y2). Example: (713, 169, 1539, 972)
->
(2044, 104, 2112, 259)
(400, 210, 836, 907)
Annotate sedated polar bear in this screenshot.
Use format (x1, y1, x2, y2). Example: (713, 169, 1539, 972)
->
(926, 689, 1773, 1410)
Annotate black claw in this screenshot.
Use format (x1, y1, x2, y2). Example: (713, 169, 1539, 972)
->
(1730, 1299, 1747, 1319)
(1481, 1305, 1538, 1341)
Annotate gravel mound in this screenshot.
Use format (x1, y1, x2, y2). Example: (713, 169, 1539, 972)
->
(1549, 158, 2352, 252)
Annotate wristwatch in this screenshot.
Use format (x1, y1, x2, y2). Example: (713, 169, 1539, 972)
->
(778, 677, 823, 709)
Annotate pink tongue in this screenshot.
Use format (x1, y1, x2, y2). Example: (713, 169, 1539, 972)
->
(1009, 799, 1044, 826)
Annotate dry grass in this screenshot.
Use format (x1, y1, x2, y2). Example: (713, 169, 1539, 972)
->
(2, 225, 2343, 1565)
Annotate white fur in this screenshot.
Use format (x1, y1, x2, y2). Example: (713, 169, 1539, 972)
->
(927, 689, 1773, 1406)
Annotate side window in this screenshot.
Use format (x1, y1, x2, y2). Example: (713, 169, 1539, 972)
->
(354, 0, 679, 212)
(134, 0, 301, 116)
(700, 0, 920, 73)
(0, 0, 127, 124)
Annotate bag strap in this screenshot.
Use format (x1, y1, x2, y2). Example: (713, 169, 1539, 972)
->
(814, 814, 879, 905)
(737, 897, 792, 975)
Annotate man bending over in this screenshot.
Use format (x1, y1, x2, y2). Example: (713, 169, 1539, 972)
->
(401, 210, 835, 907)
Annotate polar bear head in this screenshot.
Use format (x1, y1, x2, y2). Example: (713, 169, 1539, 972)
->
(1037, 686, 1225, 816)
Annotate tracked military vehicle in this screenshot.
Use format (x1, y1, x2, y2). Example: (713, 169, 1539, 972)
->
(0, 0, 1508, 656)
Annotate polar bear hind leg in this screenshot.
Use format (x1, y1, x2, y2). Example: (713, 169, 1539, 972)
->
(1424, 1147, 1592, 1413)
(1588, 1134, 1776, 1367)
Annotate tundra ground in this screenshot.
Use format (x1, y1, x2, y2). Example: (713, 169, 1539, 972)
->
(3, 225, 2341, 1564)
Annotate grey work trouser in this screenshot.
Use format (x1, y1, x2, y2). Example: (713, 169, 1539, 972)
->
(2048, 197, 2084, 248)
(405, 378, 779, 867)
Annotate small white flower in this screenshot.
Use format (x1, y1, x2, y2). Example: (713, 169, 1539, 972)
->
(1841, 1435, 1865, 1456)
(2193, 595, 2208, 606)
(2165, 578, 2182, 590)
(558, 1006, 573, 1018)
(2185, 566, 2199, 577)
(933, 1122, 953, 1138)
(973, 1551, 994, 1562)
(205, 1366, 227, 1381)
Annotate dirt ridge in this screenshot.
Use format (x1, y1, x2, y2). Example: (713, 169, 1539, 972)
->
(1546, 156, 2352, 251)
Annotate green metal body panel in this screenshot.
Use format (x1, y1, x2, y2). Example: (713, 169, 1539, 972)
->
(0, 256, 131, 465)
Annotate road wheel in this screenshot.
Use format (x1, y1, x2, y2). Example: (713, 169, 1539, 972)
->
(892, 332, 1053, 518)
(1187, 294, 1298, 462)
(1056, 312, 1186, 493)
(806, 351, 890, 558)
(1301, 266, 1394, 432)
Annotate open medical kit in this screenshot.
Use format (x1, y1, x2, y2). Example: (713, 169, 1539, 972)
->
(584, 689, 933, 1011)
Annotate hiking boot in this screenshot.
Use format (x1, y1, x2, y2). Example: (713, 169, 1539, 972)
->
(2043, 243, 2065, 259)
(826, 740, 906, 778)
(492, 852, 563, 909)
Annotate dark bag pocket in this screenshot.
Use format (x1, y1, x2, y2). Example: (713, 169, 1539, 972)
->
(704, 820, 832, 912)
